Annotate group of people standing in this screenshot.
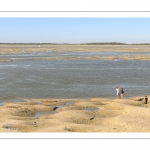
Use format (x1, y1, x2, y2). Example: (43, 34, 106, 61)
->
(116, 87, 124, 99)
(116, 87, 149, 107)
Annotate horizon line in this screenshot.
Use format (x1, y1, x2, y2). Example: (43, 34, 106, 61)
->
(1, 42, 150, 45)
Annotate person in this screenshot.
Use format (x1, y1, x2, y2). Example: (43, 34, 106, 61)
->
(144, 96, 148, 107)
(120, 88, 124, 99)
(115, 87, 120, 99)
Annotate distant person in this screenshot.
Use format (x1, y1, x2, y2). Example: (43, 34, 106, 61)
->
(120, 88, 124, 99)
(115, 87, 120, 99)
(144, 96, 148, 107)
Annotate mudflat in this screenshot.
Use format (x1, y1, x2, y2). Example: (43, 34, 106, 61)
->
(1, 44, 150, 53)
(0, 44, 150, 61)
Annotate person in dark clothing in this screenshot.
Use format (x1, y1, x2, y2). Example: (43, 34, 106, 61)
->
(144, 96, 148, 107)
(120, 88, 124, 99)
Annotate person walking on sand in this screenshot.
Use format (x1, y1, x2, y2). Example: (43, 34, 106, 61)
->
(144, 96, 148, 107)
(120, 88, 124, 99)
(116, 87, 120, 99)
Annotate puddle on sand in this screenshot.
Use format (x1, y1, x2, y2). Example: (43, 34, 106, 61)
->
(0, 102, 4, 106)
(34, 101, 76, 118)
(63, 102, 76, 105)
(34, 111, 56, 117)
(36, 102, 42, 105)
(82, 107, 99, 111)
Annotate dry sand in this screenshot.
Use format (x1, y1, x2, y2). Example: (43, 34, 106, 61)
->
(0, 44, 150, 62)
(0, 97, 149, 132)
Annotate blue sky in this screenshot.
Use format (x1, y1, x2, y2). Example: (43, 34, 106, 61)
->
(0, 18, 150, 44)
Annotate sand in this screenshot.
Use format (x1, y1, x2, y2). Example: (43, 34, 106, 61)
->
(0, 97, 149, 132)
(0, 44, 150, 62)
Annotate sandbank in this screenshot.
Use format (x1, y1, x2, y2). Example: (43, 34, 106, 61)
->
(0, 45, 150, 62)
(1, 44, 150, 53)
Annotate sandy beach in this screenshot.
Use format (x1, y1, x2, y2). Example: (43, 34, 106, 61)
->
(0, 97, 149, 132)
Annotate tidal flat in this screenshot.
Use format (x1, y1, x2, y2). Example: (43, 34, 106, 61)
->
(0, 44, 150, 132)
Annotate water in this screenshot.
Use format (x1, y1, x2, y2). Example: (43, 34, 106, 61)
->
(0, 51, 150, 102)
(34, 101, 76, 117)
(82, 108, 99, 111)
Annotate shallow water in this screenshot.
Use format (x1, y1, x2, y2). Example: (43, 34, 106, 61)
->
(0, 51, 150, 58)
(0, 102, 4, 106)
(0, 51, 150, 102)
(82, 107, 99, 111)
(34, 101, 76, 117)
(34, 111, 56, 117)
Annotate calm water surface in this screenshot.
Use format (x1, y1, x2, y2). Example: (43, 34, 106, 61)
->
(0, 51, 150, 102)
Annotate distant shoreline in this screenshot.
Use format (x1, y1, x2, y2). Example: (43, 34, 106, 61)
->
(1, 43, 150, 45)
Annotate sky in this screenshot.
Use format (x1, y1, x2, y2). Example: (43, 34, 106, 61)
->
(0, 18, 150, 44)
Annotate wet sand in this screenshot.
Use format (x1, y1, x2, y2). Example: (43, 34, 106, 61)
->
(0, 44, 150, 61)
(0, 97, 149, 132)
